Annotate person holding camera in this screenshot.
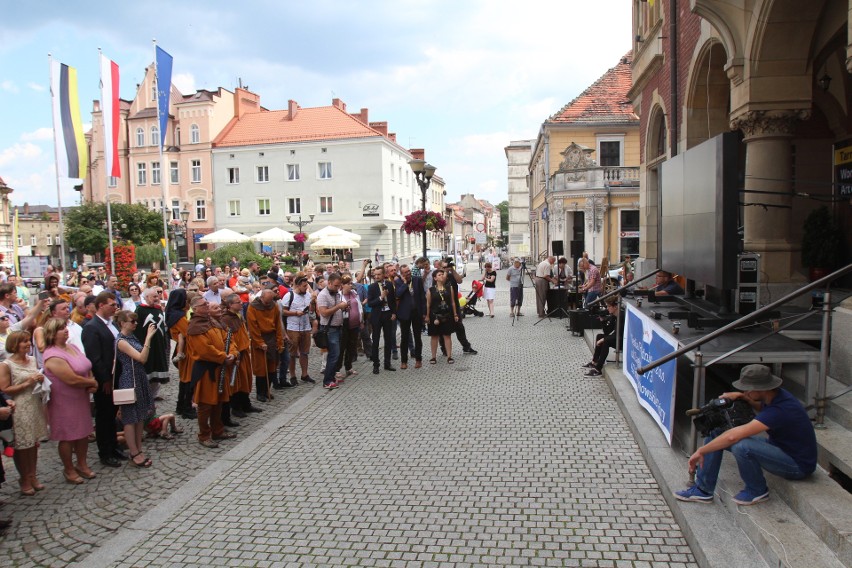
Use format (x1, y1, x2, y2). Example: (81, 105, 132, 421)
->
(367, 264, 397, 374)
(675, 364, 817, 505)
(425, 268, 457, 364)
(442, 258, 477, 355)
(581, 297, 620, 376)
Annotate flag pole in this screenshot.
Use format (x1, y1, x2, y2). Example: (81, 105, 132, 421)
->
(12, 207, 19, 278)
(48, 53, 70, 285)
(97, 48, 117, 276)
(153, 38, 173, 289)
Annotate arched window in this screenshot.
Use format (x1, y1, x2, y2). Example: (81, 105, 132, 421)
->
(136, 127, 145, 147)
(190, 124, 200, 144)
(174, 126, 180, 145)
(151, 125, 159, 146)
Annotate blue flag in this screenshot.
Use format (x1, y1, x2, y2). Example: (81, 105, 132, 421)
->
(155, 46, 173, 149)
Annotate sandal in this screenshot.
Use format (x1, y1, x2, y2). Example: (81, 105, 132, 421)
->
(447, 357, 455, 364)
(429, 358, 437, 364)
(129, 452, 153, 468)
(63, 471, 84, 485)
(160, 432, 175, 440)
(74, 467, 97, 479)
(173, 427, 184, 435)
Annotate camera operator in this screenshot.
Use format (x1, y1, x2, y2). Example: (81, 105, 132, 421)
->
(581, 297, 620, 377)
(675, 364, 816, 506)
(441, 258, 477, 355)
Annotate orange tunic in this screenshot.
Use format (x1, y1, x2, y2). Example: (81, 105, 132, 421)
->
(187, 327, 238, 405)
(169, 317, 191, 384)
(246, 302, 285, 377)
(230, 321, 253, 394)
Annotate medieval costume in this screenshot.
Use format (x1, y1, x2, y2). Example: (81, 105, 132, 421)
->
(246, 296, 285, 402)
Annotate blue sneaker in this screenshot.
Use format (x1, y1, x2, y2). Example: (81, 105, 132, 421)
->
(732, 488, 769, 506)
(674, 485, 714, 503)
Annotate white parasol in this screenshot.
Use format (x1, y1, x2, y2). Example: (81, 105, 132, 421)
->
(249, 227, 296, 242)
(198, 228, 250, 243)
(307, 225, 362, 241)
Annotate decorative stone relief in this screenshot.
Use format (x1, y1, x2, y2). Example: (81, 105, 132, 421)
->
(729, 109, 811, 139)
(557, 142, 596, 181)
(551, 198, 564, 235)
(585, 196, 607, 233)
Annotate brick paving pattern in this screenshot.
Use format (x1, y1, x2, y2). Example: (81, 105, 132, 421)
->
(1, 268, 697, 567)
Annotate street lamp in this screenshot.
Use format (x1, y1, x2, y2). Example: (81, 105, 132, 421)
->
(286, 214, 315, 268)
(179, 209, 190, 262)
(409, 159, 437, 259)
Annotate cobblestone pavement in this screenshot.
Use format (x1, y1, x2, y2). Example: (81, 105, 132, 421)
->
(2, 268, 697, 567)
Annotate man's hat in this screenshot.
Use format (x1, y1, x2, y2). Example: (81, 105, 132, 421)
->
(732, 364, 782, 391)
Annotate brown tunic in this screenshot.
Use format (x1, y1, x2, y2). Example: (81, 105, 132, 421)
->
(169, 317, 190, 384)
(186, 327, 237, 405)
(246, 300, 285, 377)
(221, 312, 252, 394)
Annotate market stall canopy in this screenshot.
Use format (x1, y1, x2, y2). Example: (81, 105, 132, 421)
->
(249, 227, 296, 242)
(307, 225, 362, 241)
(198, 228, 250, 244)
(309, 235, 361, 249)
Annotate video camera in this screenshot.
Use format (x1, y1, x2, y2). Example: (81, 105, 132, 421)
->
(686, 397, 755, 437)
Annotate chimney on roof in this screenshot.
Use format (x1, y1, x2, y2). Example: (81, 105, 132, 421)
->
(410, 148, 425, 161)
(23, 202, 29, 215)
(370, 121, 388, 137)
(288, 99, 299, 120)
(234, 88, 260, 119)
(332, 98, 346, 111)
(389, 133, 396, 142)
(93, 100, 101, 112)
(350, 107, 369, 124)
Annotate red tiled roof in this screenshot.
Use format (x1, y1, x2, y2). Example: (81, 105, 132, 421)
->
(549, 52, 638, 125)
(214, 105, 385, 147)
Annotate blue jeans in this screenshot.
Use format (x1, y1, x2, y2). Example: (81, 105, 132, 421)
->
(696, 430, 811, 495)
(584, 290, 600, 307)
(322, 327, 342, 386)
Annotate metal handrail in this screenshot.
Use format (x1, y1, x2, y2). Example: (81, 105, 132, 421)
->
(587, 268, 661, 307)
(636, 263, 852, 375)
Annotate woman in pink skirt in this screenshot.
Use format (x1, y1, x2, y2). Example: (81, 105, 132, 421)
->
(43, 318, 99, 484)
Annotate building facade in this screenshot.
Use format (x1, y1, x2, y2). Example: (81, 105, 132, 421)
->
(629, 0, 852, 297)
(529, 53, 640, 266)
(505, 140, 533, 259)
(14, 204, 63, 263)
(85, 66, 241, 258)
(213, 98, 438, 259)
(0, 177, 13, 265)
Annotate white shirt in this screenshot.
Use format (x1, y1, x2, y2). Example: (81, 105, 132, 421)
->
(66, 320, 85, 353)
(535, 260, 554, 280)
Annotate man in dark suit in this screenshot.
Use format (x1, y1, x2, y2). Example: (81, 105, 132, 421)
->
(395, 263, 425, 369)
(81, 291, 126, 467)
(367, 264, 396, 374)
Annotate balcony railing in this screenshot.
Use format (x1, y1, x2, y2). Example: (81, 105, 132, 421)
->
(551, 166, 640, 192)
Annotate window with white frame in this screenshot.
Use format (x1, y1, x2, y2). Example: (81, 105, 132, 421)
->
(195, 199, 207, 221)
(55, 234, 60, 245)
(191, 160, 201, 183)
(151, 125, 159, 147)
(390, 163, 394, 181)
(319, 196, 333, 214)
(228, 200, 241, 217)
(257, 199, 271, 216)
(171, 199, 180, 220)
(137, 163, 147, 186)
(398, 166, 402, 184)
(151, 84, 157, 101)
(136, 127, 144, 147)
(151, 161, 161, 185)
(108, 176, 118, 188)
(174, 126, 180, 145)
(30, 235, 36, 246)
(596, 135, 624, 167)
(256, 165, 269, 183)
(318, 161, 332, 179)
(46, 234, 52, 246)
(170, 161, 179, 184)
(287, 164, 300, 181)
(227, 167, 240, 184)
(16, 235, 21, 247)
(391, 196, 395, 213)
(288, 198, 301, 215)
(190, 124, 200, 144)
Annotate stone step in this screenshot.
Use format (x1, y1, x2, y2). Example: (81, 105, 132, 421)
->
(781, 363, 852, 431)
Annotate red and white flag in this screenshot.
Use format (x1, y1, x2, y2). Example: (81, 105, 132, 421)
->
(99, 53, 120, 178)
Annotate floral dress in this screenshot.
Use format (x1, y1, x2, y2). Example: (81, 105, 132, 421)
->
(5, 357, 47, 449)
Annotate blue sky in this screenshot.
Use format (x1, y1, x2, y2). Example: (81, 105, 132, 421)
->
(0, 0, 632, 209)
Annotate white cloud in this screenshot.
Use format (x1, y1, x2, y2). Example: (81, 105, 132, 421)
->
(172, 72, 196, 95)
(27, 82, 45, 92)
(20, 128, 53, 142)
(0, 142, 43, 167)
(1, 80, 19, 93)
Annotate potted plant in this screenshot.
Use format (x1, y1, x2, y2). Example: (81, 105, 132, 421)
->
(801, 206, 845, 280)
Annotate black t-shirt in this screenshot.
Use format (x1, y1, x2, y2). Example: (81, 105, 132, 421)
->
(484, 270, 497, 288)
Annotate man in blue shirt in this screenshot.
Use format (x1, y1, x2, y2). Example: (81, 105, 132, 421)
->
(675, 364, 817, 505)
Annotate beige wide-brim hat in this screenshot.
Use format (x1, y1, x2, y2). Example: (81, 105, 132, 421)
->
(732, 364, 783, 391)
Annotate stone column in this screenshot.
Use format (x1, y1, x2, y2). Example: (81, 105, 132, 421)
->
(730, 109, 810, 284)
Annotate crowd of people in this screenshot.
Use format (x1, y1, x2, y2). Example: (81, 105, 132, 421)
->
(0, 253, 484, 529)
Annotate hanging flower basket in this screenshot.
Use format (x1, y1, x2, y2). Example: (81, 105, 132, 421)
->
(401, 210, 447, 234)
(104, 243, 137, 291)
(294, 232, 307, 243)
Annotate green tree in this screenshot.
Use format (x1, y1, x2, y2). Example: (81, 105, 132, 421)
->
(497, 200, 509, 235)
(65, 202, 166, 256)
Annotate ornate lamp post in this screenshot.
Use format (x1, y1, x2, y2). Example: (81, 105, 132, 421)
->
(409, 159, 437, 259)
(179, 208, 190, 262)
(286, 214, 315, 268)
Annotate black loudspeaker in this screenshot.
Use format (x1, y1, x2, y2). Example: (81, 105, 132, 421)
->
(551, 240, 564, 257)
(570, 240, 584, 260)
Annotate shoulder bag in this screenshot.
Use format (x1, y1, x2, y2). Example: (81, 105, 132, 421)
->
(112, 338, 137, 405)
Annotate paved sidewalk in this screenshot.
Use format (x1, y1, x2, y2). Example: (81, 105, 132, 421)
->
(3, 270, 697, 567)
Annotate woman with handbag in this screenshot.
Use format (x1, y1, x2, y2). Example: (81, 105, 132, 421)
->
(42, 318, 98, 484)
(425, 269, 458, 364)
(0, 331, 48, 495)
(114, 310, 157, 468)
